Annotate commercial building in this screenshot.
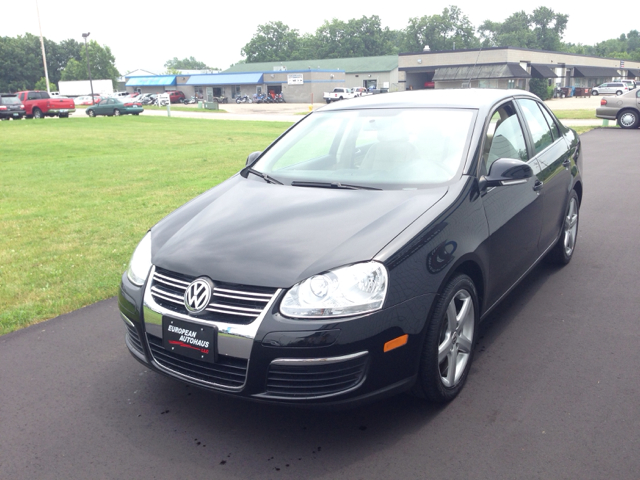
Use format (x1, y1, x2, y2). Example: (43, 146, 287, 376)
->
(399, 47, 640, 91)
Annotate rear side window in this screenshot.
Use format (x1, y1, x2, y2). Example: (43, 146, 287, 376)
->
(517, 98, 554, 156)
(27, 92, 39, 100)
(538, 105, 561, 140)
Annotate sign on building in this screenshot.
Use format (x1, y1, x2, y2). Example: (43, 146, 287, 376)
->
(287, 74, 304, 85)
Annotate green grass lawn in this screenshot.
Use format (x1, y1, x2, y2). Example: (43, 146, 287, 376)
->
(0, 116, 291, 334)
(552, 109, 598, 120)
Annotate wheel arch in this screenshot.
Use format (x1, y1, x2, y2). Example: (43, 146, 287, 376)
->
(573, 180, 583, 206)
(431, 255, 486, 318)
(617, 107, 640, 118)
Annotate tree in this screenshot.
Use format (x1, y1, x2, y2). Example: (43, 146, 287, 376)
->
(60, 39, 119, 88)
(312, 16, 397, 58)
(241, 22, 302, 62)
(402, 6, 479, 52)
(478, 7, 568, 51)
(35, 77, 56, 92)
(164, 56, 216, 70)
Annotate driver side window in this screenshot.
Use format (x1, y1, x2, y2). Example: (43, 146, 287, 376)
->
(482, 103, 528, 175)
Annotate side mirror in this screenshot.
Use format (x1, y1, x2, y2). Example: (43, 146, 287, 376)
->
(246, 151, 262, 167)
(481, 158, 533, 189)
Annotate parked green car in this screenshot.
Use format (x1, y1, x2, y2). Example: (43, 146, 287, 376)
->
(85, 98, 143, 117)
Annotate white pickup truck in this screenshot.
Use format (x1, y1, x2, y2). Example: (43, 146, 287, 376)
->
(323, 88, 357, 103)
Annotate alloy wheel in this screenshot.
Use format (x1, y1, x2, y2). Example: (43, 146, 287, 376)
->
(438, 289, 475, 388)
(563, 197, 579, 257)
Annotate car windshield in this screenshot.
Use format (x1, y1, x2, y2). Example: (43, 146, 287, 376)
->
(252, 108, 476, 189)
(2, 96, 21, 105)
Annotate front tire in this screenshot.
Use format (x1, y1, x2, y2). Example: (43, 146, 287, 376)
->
(414, 274, 478, 403)
(592, 90, 598, 96)
(548, 190, 580, 265)
(88, 109, 96, 117)
(617, 109, 640, 129)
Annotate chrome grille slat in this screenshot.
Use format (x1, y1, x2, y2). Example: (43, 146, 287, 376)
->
(150, 289, 184, 306)
(215, 288, 273, 298)
(208, 303, 263, 313)
(151, 286, 183, 301)
(205, 308, 258, 317)
(213, 292, 270, 302)
(154, 272, 190, 288)
(150, 267, 278, 325)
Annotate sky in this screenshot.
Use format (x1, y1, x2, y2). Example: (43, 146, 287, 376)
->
(4, 0, 640, 76)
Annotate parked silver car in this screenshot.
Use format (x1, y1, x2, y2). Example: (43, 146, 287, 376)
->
(595, 89, 640, 128)
(591, 82, 629, 96)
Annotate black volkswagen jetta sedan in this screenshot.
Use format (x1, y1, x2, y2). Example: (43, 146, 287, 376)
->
(119, 89, 583, 407)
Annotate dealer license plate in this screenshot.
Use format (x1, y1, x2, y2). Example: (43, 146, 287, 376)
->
(60, 109, 68, 113)
(162, 317, 217, 363)
(13, 113, 18, 116)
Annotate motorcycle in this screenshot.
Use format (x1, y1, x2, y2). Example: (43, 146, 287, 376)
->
(275, 93, 286, 103)
(235, 95, 252, 104)
(184, 96, 198, 105)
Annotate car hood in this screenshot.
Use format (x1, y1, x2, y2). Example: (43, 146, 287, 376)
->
(151, 175, 447, 288)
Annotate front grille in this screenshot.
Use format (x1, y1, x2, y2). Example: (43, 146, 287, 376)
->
(150, 267, 278, 325)
(147, 334, 248, 389)
(265, 354, 369, 399)
(125, 322, 144, 355)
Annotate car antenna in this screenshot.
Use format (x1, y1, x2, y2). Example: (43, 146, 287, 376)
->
(465, 47, 483, 88)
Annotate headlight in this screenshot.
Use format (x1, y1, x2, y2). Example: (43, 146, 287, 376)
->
(280, 262, 388, 318)
(126, 232, 152, 286)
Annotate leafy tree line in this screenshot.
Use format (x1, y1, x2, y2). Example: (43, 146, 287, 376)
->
(240, 6, 640, 63)
(163, 56, 221, 74)
(0, 33, 118, 92)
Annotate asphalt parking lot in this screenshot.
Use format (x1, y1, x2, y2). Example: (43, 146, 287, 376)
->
(67, 95, 607, 125)
(1, 128, 639, 479)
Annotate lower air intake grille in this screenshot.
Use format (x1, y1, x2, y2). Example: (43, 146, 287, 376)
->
(146, 334, 247, 389)
(265, 354, 368, 399)
(125, 322, 144, 355)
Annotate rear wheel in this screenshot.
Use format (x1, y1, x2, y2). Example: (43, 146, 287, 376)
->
(617, 109, 640, 129)
(114, 109, 121, 116)
(548, 190, 580, 265)
(33, 108, 43, 119)
(413, 274, 478, 403)
(616, 90, 623, 96)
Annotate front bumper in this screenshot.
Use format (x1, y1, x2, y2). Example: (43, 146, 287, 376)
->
(119, 266, 434, 406)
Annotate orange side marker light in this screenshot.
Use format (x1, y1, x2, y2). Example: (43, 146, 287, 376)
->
(384, 334, 408, 353)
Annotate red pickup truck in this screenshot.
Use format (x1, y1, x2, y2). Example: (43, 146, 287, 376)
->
(15, 90, 76, 118)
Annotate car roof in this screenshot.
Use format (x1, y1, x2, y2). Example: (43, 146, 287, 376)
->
(320, 88, 540, 111)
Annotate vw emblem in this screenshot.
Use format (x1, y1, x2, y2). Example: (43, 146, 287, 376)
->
(184, 278, 213, 314)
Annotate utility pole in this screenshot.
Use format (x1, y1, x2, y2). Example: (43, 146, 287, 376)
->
(82, 33, 95, 105)
(35, 0, 51, 94)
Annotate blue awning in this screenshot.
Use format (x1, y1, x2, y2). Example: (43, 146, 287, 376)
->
(126, 75, 176, 87)
(186, 73, 264, 85)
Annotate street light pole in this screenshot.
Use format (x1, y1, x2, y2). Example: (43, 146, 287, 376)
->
(82, 32, 95, 105)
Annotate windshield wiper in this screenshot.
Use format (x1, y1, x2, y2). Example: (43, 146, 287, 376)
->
(244, 168, 283, 185)
(291, 181, 381, 191)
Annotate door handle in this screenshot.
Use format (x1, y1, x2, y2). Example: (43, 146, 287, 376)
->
(533, 180, 544, 192)
(563, 158, 571, 168)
